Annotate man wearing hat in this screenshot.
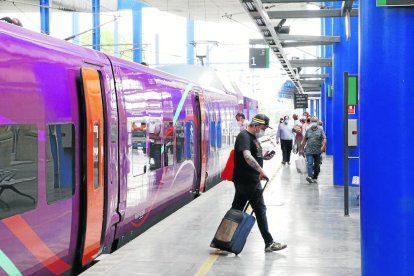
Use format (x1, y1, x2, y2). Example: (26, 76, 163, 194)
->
(231, 113, 287, 252)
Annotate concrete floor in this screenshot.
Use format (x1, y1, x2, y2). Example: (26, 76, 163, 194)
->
(82, 154, 361, 276)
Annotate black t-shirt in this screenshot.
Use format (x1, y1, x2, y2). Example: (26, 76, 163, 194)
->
(232, 130, 263, 185)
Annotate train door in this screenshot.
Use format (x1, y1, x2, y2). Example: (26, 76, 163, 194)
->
(79, 67, 105, 266)
(194, 93, 207, 193)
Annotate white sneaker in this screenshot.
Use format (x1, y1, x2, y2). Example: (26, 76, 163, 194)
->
(306, 176, 313, 184)
(265, 242, 287, 252)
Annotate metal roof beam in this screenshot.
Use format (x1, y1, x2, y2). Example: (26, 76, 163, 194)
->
(267, 9, 358, 19)
(278, 34, 340, 42)
(282, 41, 334, 47)
(300, 73, 329, 78)
(263, 0, 340, 3)
(300, 79, 324, 85)
(290, 58, 332, 67)
(301, 83, 321, 88)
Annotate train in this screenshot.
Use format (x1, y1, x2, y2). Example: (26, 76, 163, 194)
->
(0, 22, 258, 275)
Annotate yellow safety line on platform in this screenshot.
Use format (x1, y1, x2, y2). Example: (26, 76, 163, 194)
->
(195, 163, 284, 276)
(195, 253, 219, 276)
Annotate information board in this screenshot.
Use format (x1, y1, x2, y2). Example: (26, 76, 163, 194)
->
(249, 48, 269, 68)
(377, 0, 414, 6)
(294, 94, 308, 109)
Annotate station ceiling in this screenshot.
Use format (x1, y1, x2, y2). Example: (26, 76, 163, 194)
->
(0, 0, 358, 96)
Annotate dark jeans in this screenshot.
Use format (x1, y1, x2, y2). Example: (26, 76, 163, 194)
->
(306, 153, 321, 179)
(280, 139, 293, 162)
(231, 183, 273, 246)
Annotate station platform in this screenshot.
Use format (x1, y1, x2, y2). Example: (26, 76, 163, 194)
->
(82, 154, 361, 275)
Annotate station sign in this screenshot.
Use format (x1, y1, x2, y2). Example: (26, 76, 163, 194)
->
(294, 94, 308, 109)
(249, 48, 269, 68)
(377, 0, 414, 6)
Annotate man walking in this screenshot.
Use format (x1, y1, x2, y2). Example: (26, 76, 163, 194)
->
(276, 115, 294, 165)
(232, 114, 287, 252)
(300, 117, 326, 183)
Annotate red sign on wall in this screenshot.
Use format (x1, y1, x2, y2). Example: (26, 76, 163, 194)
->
(348, 105, 355, 114)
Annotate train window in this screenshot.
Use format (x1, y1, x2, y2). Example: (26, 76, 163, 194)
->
(46, 124, 75, 204)
(0, 125, 38, 220)
(217, 121, 222, 148)
(148, 121, 162, 170)
(130, 120, 147, 176)
(210, 121, 216, 149)
(185, 121, 194, 159)
(175, 121, 185, 163)
(164, 122, 174, 166)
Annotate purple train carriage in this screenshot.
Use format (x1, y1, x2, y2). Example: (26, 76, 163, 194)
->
(0, 22, 257, 275)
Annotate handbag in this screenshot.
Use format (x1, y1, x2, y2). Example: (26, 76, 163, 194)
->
(295, 157, 307, 174)
(221, 149, 234, 181)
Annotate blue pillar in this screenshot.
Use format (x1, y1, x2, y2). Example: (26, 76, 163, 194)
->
(316, 99, 320, 119)
(187, 19, 194, 65)
(132, 7, 143, 63)
(92, 0, 100, 51)
(324, 16, 334, 155)
(40, 0, 50, 35)
(332, 3, 358, 186)
(118, 0, 145, 63)
(360, 3, 414, 275)
(72, 12, 79, 45)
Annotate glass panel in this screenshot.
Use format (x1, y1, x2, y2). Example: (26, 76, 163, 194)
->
(149, 121, 162, 171)
(164, 122, 174, 166)
(210, 121, 216, 149)
(46, 124, 75, 204)
(130, 120, 147, 176)
(0, 125, 37, 219)
(217, 121, 222, 148)
(185, 122, 194, 160)
(93, 123, 99, 189)
(175, 121, 185, 163)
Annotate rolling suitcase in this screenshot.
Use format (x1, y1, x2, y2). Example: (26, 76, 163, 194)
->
(210, 180, 269, 255)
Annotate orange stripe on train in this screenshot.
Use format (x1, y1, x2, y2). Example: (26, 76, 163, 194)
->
(3, 215, 71, 275)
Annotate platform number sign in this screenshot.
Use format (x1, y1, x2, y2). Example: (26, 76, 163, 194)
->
(249, 48, 269, 69)
(377, 0, 414, 6)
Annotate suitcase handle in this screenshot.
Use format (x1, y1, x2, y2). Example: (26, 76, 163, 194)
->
(243, 179, 269, 214)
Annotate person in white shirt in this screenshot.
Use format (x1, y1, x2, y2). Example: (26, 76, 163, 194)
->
(276, 115, 294, 165)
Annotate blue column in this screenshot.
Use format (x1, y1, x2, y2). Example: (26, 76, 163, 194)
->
(92, 0, 100, 51)
(72, 12, 79, 45)
(132, 7, 143, 63)
(320, 18, 326, 126)
(114, 17, 119, 57)
(325, 16, 334, 155)
(332, 3, 358, 186)
(40, 0, 50, 35)
(360, 3, 414, 275)
(310, 100, 314, 116)
(118, 0, 145, 63)
(187, 19, 194, 65)
(316, 99, 320, 119)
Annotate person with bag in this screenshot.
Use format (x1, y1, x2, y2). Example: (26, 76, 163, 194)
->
(231, 114, 287, 252)
(300, 117, 326, 183)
